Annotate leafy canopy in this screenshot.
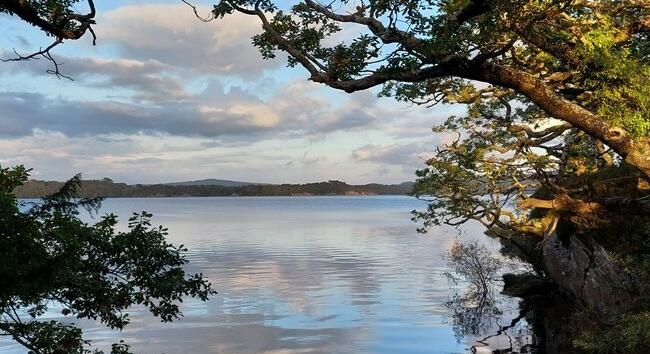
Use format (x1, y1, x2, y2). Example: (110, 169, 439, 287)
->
(205, 0, 650, 237)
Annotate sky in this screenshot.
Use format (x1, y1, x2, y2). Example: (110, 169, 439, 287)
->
(0, 0, 463, 184)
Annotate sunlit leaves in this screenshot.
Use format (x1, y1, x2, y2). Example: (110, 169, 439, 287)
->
(214, 0, 649, 234)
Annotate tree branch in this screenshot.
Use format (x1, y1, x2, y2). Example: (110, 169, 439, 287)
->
(1, 0, 97, 78)
(2, 0, 96, 40)
(518, 194, 604, 214)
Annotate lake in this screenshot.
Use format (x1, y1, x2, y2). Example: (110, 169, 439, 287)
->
(2, 196, 533, 353)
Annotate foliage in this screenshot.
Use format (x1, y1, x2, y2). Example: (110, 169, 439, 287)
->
(0, 165, 215, 354)
(205, 4, 650, 349)
(1, 0, 81, 27)
(13, 178, 414, 198)
(0, 0, 94, 37)
(573, 310, 650, 353)
(207, 0, 650, 239)
(0, 0, 96, 77)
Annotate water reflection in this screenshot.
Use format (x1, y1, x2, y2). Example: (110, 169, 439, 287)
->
(441, 239, 538, 354)
(446, 290, 538, 353)
(448, 292, 504, 341)
(2, 196, 534, 353)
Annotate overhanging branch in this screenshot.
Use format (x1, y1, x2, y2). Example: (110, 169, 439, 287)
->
(1, 0, 97, 78)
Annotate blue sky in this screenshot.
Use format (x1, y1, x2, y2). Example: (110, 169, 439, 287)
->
(0, 0, 462, 184)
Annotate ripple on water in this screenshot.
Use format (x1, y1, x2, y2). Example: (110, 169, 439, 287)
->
(2, 196, 530, 354)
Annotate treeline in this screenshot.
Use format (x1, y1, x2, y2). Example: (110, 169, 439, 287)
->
(14, 179, 414, 198)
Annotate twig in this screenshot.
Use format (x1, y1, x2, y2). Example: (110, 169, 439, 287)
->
(181, 0, 216, 22)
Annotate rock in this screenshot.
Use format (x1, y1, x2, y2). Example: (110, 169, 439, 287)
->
(535, 296, 586, 354)
(542, 232, 639, 313)
(502, 272, 555, 298)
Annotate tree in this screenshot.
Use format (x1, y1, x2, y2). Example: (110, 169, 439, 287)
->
(0, 0, 97, 77)
(202, 0, 650, 237)
(204, 3, 650, 349)
(0, 166, 215, 353)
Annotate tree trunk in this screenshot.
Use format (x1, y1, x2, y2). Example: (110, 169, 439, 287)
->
(463, 62, 650, 179)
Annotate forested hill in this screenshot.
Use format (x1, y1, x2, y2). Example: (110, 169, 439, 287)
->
(14, 179, 414, 198)
(165, 178, 263, 187)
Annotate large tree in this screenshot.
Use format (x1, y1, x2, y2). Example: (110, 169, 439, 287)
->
(206, 0, 649, 175)
(202, 3, 650, 350)
(203, 0, 650, 234)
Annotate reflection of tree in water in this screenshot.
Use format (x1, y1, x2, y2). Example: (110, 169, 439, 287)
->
(443, 240, 539, 353)
(446, 290, 503, 340)
(469, 301, 539, 353)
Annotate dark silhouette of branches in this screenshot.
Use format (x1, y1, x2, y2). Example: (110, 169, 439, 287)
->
(0, 0, 97, 78)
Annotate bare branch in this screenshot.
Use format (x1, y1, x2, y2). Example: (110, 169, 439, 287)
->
(304, 0, 425, 56)
(181, 0, 217, 22)
(1, 38, 72, 80)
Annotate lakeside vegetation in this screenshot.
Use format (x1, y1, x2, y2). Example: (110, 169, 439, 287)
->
(1, 166, 215, 354)
(15, 178, 414, 198)
(1, 0, 649, 352)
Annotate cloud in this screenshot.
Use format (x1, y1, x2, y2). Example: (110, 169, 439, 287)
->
(0, 50, 189, 103)
(97, 4, 279, 77)
(352, 142, 434, 169)
(0, 91, 278, 138)
(0, 2, 459, 184)
(0, 73, 386, 139)
(0, 131, 351, 184)
(0, 3, 438, 141)
(0, 4, 284, 103)
(0, 130, 283, 182)
(65, 57, 190, 102)
(308, 91, 379, 133)
(382, 104, 465, 138)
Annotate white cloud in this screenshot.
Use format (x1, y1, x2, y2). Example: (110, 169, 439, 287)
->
(98, 4, 278, 76)
(0, 2, 462, 183)
(352, 142, 435, 170)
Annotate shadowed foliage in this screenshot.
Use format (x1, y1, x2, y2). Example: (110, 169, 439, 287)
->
(0, 165, 215, 354)
(0, 0, 97, 77)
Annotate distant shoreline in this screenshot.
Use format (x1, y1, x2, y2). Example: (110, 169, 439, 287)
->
(20, 194, 411, 199)
(15, 179, 414, 199)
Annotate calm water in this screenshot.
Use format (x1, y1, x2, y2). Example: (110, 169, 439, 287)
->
(3, 196, 531, 353)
